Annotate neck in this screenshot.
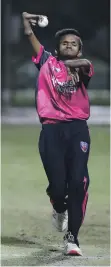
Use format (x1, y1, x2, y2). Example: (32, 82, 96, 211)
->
(58, 54, 77, 61)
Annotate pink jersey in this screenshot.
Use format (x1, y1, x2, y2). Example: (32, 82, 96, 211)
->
(32, 45, 94, 124)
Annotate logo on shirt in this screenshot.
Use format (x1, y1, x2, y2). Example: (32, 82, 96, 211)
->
(50, 61, 80, 95)
(52, 66, 61, 72)
(80, 141, 88, 153)
(55, 67, 61, 72)
(51, 76, 77, 95)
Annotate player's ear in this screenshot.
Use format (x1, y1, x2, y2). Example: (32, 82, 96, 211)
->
(77, 51, 82, 57)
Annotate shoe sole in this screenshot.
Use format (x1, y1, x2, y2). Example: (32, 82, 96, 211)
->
(65, 250, 82, 256)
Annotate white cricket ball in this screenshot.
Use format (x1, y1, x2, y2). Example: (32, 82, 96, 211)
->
(38, 16, 49, 27)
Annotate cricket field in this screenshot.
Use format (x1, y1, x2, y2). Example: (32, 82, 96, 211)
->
(1, 125, 110, 266)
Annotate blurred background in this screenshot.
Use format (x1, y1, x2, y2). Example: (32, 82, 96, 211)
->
(1, 0, 110, 119)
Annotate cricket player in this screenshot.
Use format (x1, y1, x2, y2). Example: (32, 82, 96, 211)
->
(22, 12, 94, 256)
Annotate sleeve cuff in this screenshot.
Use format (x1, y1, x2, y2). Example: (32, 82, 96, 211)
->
(88, 63, 94, 77)
(32, 45, 44, 64)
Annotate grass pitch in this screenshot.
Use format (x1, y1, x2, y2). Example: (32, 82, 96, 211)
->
(1, 125, 110, 266)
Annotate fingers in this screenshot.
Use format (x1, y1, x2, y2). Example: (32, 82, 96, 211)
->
(30, 19, 37, 26)
(22, 12, 42, 20)
(30, 19, 37, 22)
(28, 14, 40, 18)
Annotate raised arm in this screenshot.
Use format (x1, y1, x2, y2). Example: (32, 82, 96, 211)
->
(22, 12, 42, 55)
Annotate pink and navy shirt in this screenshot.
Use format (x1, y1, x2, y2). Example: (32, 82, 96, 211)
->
(32, 45, 94, 124)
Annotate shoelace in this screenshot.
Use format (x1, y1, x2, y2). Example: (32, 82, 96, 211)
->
(64, 231, 75, 242)
(64, 231, 80, 247)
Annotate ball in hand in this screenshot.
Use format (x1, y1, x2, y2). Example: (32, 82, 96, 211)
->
(38, 16, 49, 27)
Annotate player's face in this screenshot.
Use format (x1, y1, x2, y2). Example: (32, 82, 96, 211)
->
(59, 34, 80, 59)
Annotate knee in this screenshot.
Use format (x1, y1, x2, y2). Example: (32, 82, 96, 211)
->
(53, 186, 65, 201)
(50, 183, 66, 202)
(47, 183, 67, 213)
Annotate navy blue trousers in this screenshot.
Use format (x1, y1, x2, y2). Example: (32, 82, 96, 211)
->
(39, 120, 90, 238)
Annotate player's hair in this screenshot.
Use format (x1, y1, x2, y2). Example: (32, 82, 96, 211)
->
(55, 28, 83, 52)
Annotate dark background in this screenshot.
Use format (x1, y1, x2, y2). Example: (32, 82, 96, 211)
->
(1, 0, 110, 106)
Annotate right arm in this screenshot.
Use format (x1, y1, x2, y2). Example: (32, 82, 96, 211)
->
(22, 12, 41, 55)
(22, 12, 51, 68)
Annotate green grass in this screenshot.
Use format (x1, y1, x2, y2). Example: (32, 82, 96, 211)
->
(1, 125, 110, 266)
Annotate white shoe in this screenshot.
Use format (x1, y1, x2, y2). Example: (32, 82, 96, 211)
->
(52, 209, 68, 232)
(64, 232, 82, 256)
(64, 242, 82, 256)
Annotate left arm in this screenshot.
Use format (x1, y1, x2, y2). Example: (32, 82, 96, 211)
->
(64, 59, 94, 88)
(64, 59, 91, 71)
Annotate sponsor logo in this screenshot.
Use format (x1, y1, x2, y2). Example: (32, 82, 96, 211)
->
(80, 141, 88, 153)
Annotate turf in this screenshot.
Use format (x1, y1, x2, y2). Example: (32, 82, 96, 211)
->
(1, 125, 110, 266)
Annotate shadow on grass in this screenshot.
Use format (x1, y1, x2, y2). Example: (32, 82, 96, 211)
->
(1, 236, 62, 251)
(1, 236, 68, 266)
(1, 236, 36, 247)
(2, 250, 68, 267)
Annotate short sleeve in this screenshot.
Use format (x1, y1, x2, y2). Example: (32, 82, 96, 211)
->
(81, 63, 94, 88)
(85, 63, 94, 77)
(32, 45, 51, 70)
